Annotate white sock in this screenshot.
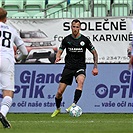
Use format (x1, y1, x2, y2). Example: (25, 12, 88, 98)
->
(0, 96, 12, 117)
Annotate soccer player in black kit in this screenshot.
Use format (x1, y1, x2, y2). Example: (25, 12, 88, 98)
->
(51, 19, 98, 117)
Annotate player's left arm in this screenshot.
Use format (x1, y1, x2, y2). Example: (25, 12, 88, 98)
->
(86, 38, 98, 76)
(91, 49, 98, 76)
(15, 44, 28, 61)
(14, 30, 28, 62)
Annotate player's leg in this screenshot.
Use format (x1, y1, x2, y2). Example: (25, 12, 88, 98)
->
(66, 69, 86, 112)
(74, 69, 86, 104)
(1, 90, 13, 117)
(0, 58, 14, 128)
(51, 68, 73, 117)
(73, 74, 85, 103)
(51, 83, 67, 117)
(0, 90, 13, 128)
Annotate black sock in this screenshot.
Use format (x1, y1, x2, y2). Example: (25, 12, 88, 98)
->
(55, 97, 62, 109)
(73, 89, 82, 104)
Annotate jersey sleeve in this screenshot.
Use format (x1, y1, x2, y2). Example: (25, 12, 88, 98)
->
(59, 37, 67, 51)
(86, 38, 95, 52)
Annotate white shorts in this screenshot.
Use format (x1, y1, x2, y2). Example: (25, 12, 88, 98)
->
(0, 57, 15, 92)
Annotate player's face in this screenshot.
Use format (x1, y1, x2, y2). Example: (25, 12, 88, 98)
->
(71, 22, 81, 38)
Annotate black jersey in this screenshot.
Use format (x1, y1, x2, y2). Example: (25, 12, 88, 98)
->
(59, 34, 95, 69)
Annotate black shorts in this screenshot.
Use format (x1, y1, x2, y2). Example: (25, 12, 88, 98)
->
(60, 68, 86, 85)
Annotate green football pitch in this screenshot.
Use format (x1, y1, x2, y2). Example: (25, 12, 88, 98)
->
(0, 113, 133, 133)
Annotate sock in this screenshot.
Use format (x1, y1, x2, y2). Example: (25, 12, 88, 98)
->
(0, 96, 12, 117)
(73, 89, 82, 104)
(55, 97, 62, 109)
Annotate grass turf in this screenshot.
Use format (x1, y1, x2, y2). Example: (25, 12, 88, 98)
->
(0, 113, 133, 133)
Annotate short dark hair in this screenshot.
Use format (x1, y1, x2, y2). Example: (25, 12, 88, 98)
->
(0, 8, 7, 20)
(71, 19, 81, 25)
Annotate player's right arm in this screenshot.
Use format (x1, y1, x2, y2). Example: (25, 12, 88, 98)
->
(55, 37, 66, 63)
(55, 49, 63, 63)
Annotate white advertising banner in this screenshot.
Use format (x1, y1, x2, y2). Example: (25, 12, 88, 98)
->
(0, 64, 132, 113)
(8, 17, 133, 63)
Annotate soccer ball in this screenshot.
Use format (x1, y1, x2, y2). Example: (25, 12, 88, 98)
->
(69, 105, 82, 117)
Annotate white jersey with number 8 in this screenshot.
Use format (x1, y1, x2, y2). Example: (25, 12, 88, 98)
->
(0, 21, 24, 91)
(0, 22, 24, 62)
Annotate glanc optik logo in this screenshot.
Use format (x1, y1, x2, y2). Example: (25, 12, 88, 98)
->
(0, 70, 61, 99)
(14, 70, 61, 98)
(95, 70, 133, 98)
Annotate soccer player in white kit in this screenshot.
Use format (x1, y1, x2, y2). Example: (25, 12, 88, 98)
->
(0, 8, 28, 128)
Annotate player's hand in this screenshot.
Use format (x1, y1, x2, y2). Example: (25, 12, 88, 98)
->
(92, 68, 98, 76)
(129, 56, 133, 70)
(54, 57, 61, 63)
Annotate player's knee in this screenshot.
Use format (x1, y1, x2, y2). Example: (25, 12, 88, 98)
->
(78, 79, 84, 85)
(77, 75, 85, 84)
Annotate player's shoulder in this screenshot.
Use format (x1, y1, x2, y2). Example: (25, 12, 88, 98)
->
(65, 34, 71, 38)
(81, 34, 89, 39)
(1, 22, 17, 33)
(63, 34, 71, 41)
(8, 25, 17, 33)
(80, 34, 91, 42)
